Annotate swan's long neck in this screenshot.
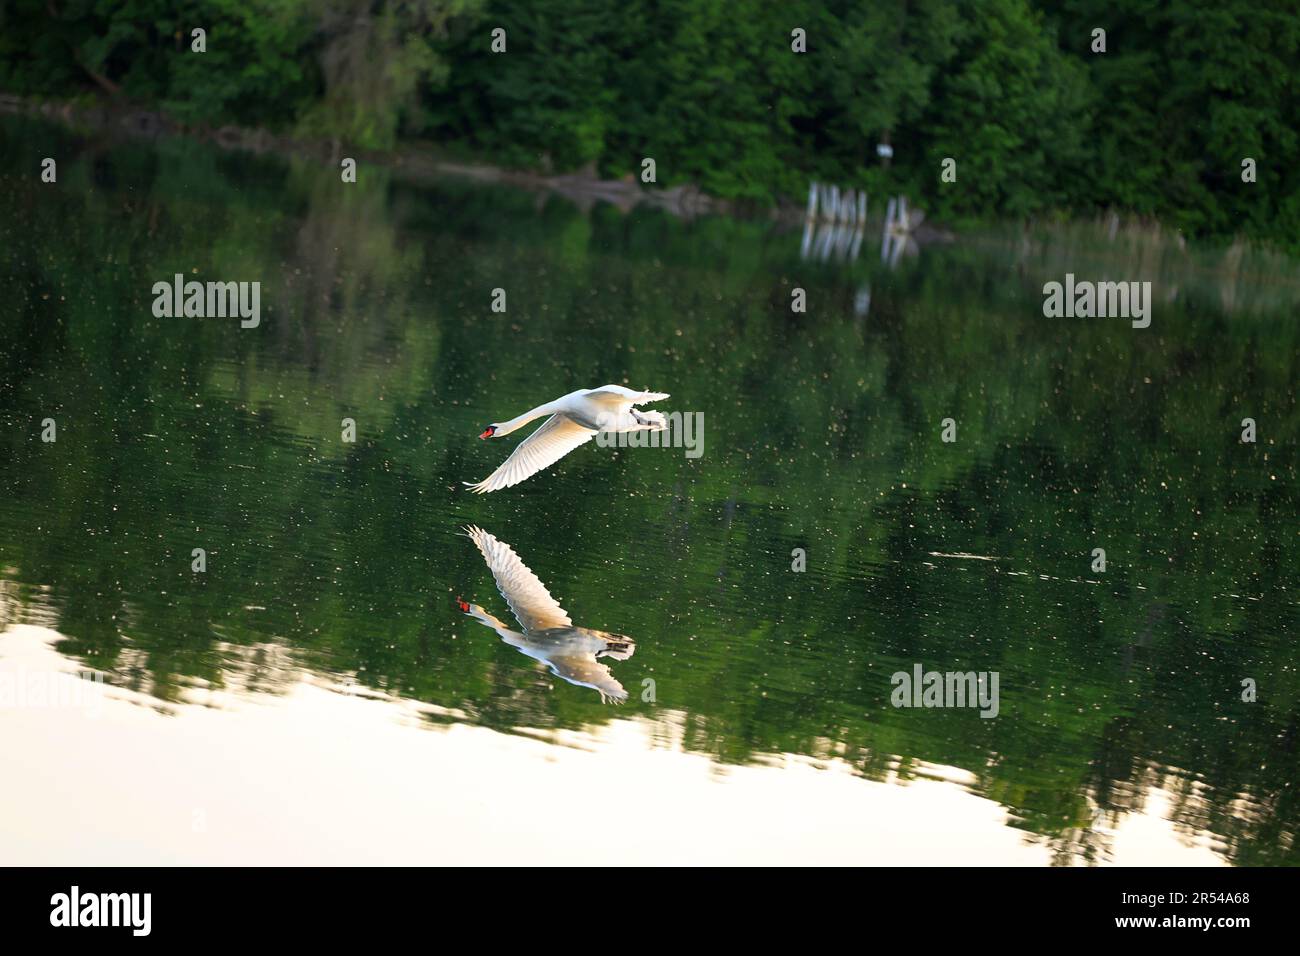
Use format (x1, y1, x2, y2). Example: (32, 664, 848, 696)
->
(494, 401, 558, 437)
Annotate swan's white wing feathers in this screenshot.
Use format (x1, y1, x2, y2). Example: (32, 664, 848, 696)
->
(584, 385, 670, 406)
(465, 414, 597, 493)
(463, 526, 572, 630)
(545, 655, 628, 704)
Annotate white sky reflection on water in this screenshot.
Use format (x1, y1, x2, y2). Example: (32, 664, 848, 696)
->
(0, 625, 1224, 866)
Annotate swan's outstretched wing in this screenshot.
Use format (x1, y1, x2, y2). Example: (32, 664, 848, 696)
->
(545, 655, 629, 704)
(465, 414, 597, 493)
(585, 385, 670, 406)
(463, 526, 572, 631)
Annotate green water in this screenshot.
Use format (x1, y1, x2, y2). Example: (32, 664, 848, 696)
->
(0, 116, 1296, 865)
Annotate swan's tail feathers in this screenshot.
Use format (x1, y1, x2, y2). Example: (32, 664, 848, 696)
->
(630, 409, 667, 431)
(636, 391, 670, 404)
(598, 633, 636, 661)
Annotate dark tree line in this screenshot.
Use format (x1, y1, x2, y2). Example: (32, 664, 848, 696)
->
(1, 0, 1297, 246)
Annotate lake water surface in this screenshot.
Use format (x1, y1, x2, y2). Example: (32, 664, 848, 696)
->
(1, 115, 1296, 865)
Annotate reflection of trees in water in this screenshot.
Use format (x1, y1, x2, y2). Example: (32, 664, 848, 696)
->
(100, 640, 305, 707)
(277, 168, 421, 373)
(999, 218, 1300, 318)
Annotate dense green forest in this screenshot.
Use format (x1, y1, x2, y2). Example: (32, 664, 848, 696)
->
(2, 1, 1297, 248)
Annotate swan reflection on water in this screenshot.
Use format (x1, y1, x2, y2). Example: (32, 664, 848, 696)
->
(458, 525, 636, 704)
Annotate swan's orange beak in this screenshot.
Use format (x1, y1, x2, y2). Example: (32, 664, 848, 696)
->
(478, 427, 494, 439)
(456, 597, 470, 612)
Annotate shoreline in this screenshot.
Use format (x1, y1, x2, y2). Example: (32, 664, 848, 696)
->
(0, 89, 950, 242)
(0, 91, 739, 222)
(5, 90, 1298, 307)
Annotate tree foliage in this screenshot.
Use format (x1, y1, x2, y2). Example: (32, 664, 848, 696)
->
(1, 0, 1297, 242)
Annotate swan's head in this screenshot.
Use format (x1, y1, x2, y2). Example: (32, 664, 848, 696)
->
(478, 424, 497, 439)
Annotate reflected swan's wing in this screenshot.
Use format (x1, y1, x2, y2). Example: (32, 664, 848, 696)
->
(465, 414, 596, 493)
(545, 655, 629, 704)
(463, 526, 572, 631)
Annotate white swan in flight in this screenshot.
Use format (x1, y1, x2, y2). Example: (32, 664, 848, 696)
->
(458, 525, 636, 703)
(465, 384, 670, 493)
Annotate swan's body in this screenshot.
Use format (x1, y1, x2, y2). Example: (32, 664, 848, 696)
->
(466, 385, 669, 493)
(459, 526, 635, 703)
